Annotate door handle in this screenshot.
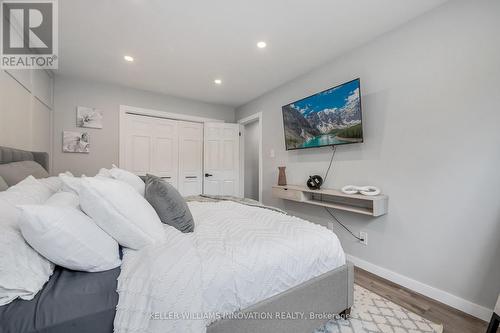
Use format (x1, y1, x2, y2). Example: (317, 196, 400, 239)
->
(186, 176, 197, 179)
(205, 173, 213, 177)
(161, 176, 172, 179)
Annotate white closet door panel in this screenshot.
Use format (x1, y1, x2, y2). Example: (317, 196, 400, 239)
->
(222, 180, 237, 196)
(182, 179, 201, 197)
(126, 114, 151, 132)
(182, 140, 200, 171)
(178, 121, 203, 196)
(222, 140, 235, 170)
(151, 118, 178, 188)
(130, 136, 151, 174)
(204, 179, 220, 196)
(203, 123, 240, 196)
(205, 140, 219, 170)
(123, 114, 152, 175)
(153, 138, 176, 173)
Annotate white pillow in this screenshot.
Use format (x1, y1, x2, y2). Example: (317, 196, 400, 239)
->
(45, 191, 80, 209)
(59, 173, 111, 194)
(59, 173, 83, 194)
(96, 167, 112, 178)
(0, 177, 55, 305)
(37, 176, 63, 193)
(0, 176, 53, 206)
(79, 177, 164, 249)
(17, 200, 121, 272)
(0, 223, 54, 306)
(108, 165, 145, 196)
(0, 176, 53, 228)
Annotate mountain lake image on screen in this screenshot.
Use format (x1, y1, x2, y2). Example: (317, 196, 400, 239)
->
(282, 78, 363, 150)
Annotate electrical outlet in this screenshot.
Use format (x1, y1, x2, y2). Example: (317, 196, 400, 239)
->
(359, 231, 368, 246)
(327, 221, 334, 231)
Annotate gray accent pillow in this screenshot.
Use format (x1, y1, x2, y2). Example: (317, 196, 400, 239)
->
(144, 174, 194, 233)
(0, 176, 8, 191)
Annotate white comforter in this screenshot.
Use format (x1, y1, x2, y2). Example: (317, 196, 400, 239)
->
(114, 201, 345, 333)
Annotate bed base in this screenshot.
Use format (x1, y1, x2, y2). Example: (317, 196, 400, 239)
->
(207, 262, 354, 333)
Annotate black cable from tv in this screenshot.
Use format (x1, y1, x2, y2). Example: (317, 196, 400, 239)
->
(324, 207, 363, 242)
(322, 145, 363, 242)
(323, 146, 336, 184)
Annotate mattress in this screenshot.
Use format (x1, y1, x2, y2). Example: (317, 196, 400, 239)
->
(0, 266, 119, 333)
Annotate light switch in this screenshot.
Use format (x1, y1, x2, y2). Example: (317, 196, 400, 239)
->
(270, 149, 275, 158)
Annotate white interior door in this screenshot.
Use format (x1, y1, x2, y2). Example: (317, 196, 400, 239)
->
(203, 123, 240, 196)
(178, 121, 203, 196)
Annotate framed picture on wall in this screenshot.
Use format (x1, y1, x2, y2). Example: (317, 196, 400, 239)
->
(77, 106, 103, 129)
(63, 131, 90, 153)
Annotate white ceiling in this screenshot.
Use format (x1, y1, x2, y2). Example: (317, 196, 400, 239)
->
(57, 0, 448, 107)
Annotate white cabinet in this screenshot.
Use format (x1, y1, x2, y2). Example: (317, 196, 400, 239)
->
(121, 114, 202, 196)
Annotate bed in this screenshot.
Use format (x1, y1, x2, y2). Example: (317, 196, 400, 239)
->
(0, 145, 353, 333)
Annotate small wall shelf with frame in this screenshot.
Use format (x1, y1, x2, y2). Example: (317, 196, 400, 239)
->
(272, 185, 388, 217)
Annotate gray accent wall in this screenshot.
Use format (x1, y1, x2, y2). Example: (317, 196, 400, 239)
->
(236, 0, 500, 311)
(53, 76, 235, 176)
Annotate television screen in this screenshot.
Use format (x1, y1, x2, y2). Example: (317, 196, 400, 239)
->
(282, 78, 363, 150)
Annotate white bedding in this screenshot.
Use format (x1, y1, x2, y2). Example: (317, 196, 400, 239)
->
(114, 201, 345, 333)
(0, 176, 55, 306)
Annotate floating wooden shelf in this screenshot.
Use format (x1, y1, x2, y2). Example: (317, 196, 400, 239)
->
(272, 185, 388, 217)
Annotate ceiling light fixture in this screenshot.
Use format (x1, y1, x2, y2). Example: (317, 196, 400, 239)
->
(124, 55, 134, 62)
(214, 79, 222, 85)
(257, 41, 267, 49)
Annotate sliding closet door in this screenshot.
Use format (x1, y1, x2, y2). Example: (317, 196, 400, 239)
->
(150, 118, 179, 188)
(203, 123, 240, 196)
(123, 114, 153, 176)
(178, 121, 203, 196)
(122, 114, 179, 188)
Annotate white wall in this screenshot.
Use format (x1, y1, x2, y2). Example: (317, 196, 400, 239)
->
(236, 0, 500, 316)
(0, 70, 53, 160)
(244, 120, 259, 200)
(53, 76, 235, 176)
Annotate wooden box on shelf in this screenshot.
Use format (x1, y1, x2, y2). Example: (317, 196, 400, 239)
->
(272, 185, 388, 217)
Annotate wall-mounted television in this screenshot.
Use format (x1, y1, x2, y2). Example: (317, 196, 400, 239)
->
(282, 78, 363, 150)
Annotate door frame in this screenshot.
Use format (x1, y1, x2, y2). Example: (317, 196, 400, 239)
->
(238, 112, 263, 202)
(119, 105, 223, 168)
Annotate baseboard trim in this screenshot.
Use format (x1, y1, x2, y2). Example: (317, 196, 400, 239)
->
(346, 254, 493, 322)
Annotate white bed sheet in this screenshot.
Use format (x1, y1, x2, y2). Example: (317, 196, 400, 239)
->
(114, 201, 346, 333)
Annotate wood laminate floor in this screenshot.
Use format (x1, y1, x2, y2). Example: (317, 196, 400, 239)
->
(354, 266, 491, 333)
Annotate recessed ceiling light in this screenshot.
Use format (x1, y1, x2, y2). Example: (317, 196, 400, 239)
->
(214, 79, 222, 85)
(257, 41, 267, 49)
(124, 55, 134, 62)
